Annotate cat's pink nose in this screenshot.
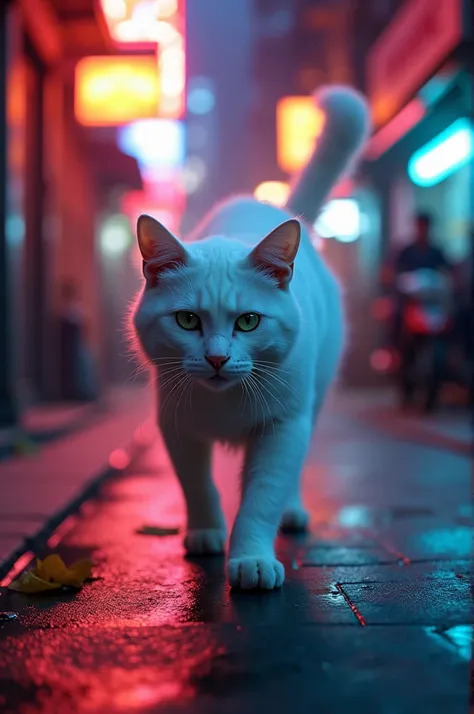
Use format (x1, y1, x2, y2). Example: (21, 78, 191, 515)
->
(205, 355, 230, 371)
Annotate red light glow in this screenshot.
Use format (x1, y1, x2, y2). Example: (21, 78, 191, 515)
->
(366, 99, 425, 161)
(371, 297, 394, 321)
(109, 449, 131, 470)
(0, 551, 34, 587)
(47, 515, 79, 548)
(370, 349, 395, 373)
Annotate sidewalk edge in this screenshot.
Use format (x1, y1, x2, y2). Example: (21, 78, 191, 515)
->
(0, 424, 153, 583)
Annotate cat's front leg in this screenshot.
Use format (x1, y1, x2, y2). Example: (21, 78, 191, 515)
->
(228, 417, 312, 590)
(160, 424, 226, 555)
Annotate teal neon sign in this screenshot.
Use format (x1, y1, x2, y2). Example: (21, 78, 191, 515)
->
(408, 118, 473, 187)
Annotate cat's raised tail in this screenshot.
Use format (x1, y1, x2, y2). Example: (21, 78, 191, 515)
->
(285, 86, 370, 225)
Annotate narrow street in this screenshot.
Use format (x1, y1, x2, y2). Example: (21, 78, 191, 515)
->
(0, 397, 471, 713)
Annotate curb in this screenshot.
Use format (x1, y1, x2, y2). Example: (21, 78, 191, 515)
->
(0, 422, 154, 584)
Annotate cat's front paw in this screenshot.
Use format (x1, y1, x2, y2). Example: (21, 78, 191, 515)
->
(184, 528, 226, 556)
(228, 556, 285, 590)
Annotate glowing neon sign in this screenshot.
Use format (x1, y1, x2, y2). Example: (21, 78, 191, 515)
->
(408, 118, 473, 187)
(99, 0, 186, 119)
(75, 56, 160, 126)
(276, 97, 325, 173)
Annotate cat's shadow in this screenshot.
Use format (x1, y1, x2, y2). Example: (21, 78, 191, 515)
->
(185, 531, 313, 626)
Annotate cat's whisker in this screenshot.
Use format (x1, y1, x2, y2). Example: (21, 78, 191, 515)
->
(242, 375, 258, 426)
(252, 372, 292, 416)
(159, 373, 186, 421)
(174, 375, 193, 443)
(185, 375, 195, 415)
(251, 376, 278, 437)
(252, 368, 300, 403)
(126, 362, 150, 381)
(151, 357, 184, 364)
(158, 369, 185, 393)
(252, 366, 294, 391)
(253, 360, 298, 376)
(247, 373, 273, 437)
(156, 364, 187, 377)
(237, 379, 249, 415)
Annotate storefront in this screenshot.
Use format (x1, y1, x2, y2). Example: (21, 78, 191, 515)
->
(360, 0, 472, 377)
(0, 0, 118, 428)
(365, 0, 472, 263)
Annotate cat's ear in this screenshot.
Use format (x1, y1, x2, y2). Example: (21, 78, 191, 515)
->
(137, 214, 187, 285)
(248, 219, 301, 288)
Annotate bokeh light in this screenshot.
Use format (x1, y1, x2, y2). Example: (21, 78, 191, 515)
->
(408, 118, 473, 187)
(315, 199, 360, 242)
(277, 96, 325, 173)
(100, 214, 133, 256)
(254, 181, 290, 207)
(118, 119, 185, 169)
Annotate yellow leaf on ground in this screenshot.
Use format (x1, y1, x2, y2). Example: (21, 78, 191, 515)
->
(7, 555, 94, 594)
(8, 572, 62, 594)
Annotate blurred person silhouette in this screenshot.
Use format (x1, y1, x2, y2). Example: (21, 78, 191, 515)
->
(59, 281, 97, 402)
(383, 213, 453, 412)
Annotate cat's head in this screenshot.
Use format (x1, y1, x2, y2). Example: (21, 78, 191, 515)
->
(133, 215, 301, 391)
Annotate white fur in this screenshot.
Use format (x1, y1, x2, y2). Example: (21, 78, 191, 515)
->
(133, 86, 370, 590)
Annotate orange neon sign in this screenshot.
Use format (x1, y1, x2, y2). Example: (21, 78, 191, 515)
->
(276, 97, 325, 174)
(75, 56, 160, 126)
(254, 181, 290, 207)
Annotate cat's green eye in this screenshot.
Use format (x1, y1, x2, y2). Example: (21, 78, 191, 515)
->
(175, 311, 201, 331)
(235, 313, 260, 332)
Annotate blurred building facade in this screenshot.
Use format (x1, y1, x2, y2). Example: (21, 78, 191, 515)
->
(246, 0, 472, 387)
(0, 0, 143, 427)
(182, 0, 255, 232)
(353, 0, 473, 374)
(359, 0, 472, 262)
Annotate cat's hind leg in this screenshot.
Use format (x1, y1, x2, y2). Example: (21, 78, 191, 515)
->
(279, 398, 322, 533)
(160, 425, 226, 555)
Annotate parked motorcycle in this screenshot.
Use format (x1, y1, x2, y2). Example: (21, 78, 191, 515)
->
(395, 268, 453, 410)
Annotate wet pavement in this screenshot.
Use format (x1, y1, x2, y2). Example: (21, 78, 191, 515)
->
(0, 400, 472, 713)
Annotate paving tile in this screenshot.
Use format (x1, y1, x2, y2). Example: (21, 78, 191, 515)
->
(379, 521, 472, 561)
(291, 559, 473, 588)
(1, 396, 471, 713)
(340, 579, 474, 626)
(298, 545, 398, 567)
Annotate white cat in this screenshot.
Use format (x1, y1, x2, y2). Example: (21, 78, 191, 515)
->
(133, 86, 369, 590)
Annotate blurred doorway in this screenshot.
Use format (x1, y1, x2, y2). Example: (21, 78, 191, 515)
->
(23, 36, 48, 403)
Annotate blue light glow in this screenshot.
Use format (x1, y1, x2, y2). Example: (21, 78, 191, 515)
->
(187, 87, 215, 115)
(314, 199, 360, 242)
(408, 118, 473, 187)
(187, 78, 215, 115)
(117, 119, 185, 169)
